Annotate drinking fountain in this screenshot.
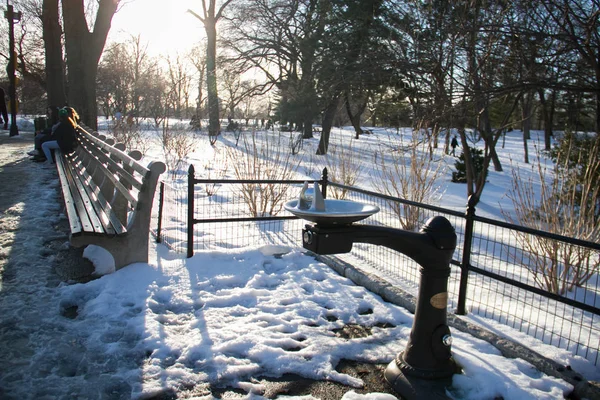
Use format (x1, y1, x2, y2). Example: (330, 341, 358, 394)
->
(284, 182, 460, 400)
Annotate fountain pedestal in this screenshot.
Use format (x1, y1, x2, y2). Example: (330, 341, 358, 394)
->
(286, 186, 459, 399)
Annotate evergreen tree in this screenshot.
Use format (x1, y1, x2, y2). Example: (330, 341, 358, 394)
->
(452, 147, 488, 183)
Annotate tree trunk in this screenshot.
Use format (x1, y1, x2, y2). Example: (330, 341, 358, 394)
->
(523, 129, 529, 164)
(596, 62, 600, 134)
(205, 18, 220, 137)
(537, 88, 553, 151)
(521, 91, 533, 141)
(42, 0, 66, 107)
(458, 127, 477, 201)
(317, 96, 340, 155)
(62, 0, 118, 130)
(444, 129, 450, 154)
(344, 91, 364, 139)
(478, 107, 503, 172)
(302, 114, 313, 139)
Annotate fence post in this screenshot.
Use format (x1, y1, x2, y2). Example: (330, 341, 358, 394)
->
(187, 165, 195, 258)
(156, 181, 164, 243)
(321, 167, 328, 199)
(456, 194, 477, 315)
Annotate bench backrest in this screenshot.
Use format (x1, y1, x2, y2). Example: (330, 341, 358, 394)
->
(71, 125, 166, 231)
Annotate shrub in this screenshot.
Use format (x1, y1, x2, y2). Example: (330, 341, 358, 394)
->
(225, 131, 300, 217)
(326, 142, 363, 200)
(503, 138, 600, 295)
(549, 131, 600, 223)
(161, 123, 196, 179)
(451, 147, 487, 183)
(372, 130, 444, 231)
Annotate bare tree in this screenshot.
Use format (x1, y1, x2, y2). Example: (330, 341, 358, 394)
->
(187, 0, 236, 137)
(188, 44, 207, 127)
(165, 55, 192, 118)
(539, 0, 600, 134)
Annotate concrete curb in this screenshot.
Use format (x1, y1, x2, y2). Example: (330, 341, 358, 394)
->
(315, 254, 599, 400)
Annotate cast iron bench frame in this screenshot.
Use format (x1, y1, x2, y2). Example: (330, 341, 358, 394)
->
(55, 125, 166, 270)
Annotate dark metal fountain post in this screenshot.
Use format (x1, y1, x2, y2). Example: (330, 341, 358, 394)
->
(384, 216, 459, 400)
(286, 189, 460, 399)
(5, 1, 21, 136)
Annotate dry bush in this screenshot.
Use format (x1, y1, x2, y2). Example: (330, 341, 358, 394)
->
(302, 153, 319, 179)
(202, 149, 229, 197)
(109, 120, 151, 155)
(326, 141, 363, 199)
(371, 129, 445, 231)
(225, 131, 301, 217)
(161, 123, 196, 179)
(503, 140, 600, 295)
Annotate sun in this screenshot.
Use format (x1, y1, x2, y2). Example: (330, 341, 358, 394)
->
(108, 0, 206, 58)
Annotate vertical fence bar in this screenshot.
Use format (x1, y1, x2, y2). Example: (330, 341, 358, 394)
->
(187, 165, 195, 258)
(156, 181, 164, 243)
(321, 167, 328, 198)
(456, 194, 477, 315)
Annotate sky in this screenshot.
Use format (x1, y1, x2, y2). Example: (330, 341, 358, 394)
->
(0, 117, 598, 399)
(108, 0, 206, 57)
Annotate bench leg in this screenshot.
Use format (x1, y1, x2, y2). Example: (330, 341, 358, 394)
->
(71, 233, 150, 271)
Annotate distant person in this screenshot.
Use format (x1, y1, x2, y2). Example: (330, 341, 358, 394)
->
(450, 135, 459, 156)
(114, 109, 123, 127)
(0, 88, 8, 129)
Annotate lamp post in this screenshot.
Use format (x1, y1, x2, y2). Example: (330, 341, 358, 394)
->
(5, 0, 21, 137)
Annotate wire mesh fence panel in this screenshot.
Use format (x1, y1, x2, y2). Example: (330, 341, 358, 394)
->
(191, 182, 305, 250)
(465, 221, 600, 366)
(152, 182, 188, 253)
(327, 187, 465, 300)
(465, 271, 600, 365)
(192, 219, 305, 251)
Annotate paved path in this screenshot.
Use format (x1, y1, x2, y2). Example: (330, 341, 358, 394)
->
(0, 131, 97, 399)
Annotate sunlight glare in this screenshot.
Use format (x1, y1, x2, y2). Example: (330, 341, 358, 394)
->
(109, 0, 205, 57)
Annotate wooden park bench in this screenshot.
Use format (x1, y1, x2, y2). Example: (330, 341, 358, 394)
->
(55, 125, 166, 271)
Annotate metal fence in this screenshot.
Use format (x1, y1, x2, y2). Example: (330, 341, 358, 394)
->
(153, 167, 600, 367)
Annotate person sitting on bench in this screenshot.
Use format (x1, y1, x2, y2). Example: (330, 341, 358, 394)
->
(41, 107, 78, 167)
(28, 106, 60, 160)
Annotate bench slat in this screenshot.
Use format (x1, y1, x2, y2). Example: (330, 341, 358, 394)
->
(76, 131, 148, 181)
(75, 136, 142, 207)
(55, 153, 84, 235)
(67, 153, 126, 235)
(59, 153, 103, 234)
(85, 131, 148, 176)
(65, 156, 106, 234)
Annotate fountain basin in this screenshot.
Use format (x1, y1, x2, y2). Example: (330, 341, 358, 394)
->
(284, 199, 380, 225)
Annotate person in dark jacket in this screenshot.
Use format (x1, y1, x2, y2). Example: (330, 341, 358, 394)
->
(450, 135, 459, 156)
(0, 88, 8, 129)
(41, 107, 78, 166)
(28, 106, 60, 159)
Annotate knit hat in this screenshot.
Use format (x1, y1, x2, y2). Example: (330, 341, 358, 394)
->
(58, 108, 68, 117)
